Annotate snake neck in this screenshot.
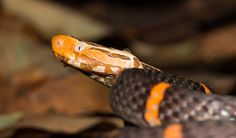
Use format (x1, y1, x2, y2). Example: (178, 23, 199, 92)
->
(141, 62, 161, 73)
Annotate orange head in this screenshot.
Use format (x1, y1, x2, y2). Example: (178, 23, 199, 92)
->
(52, 35, 83, 61)
(51, 35, 143, 75)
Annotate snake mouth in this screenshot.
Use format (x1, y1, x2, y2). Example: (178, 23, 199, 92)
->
(53, 52, 69, 63)
(53, 52, 88, 74)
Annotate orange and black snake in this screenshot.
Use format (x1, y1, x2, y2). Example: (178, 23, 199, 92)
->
(51, 35, 236, 138)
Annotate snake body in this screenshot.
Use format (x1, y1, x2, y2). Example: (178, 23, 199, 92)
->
(115, 120, 236, 138)
(111, 69, 236, 127)
(51, 35, 236, 138)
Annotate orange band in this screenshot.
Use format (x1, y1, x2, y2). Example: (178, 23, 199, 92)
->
(144, 82, 171, 126)
(164, 124, 183, 138)
(200, 83, 212, 95)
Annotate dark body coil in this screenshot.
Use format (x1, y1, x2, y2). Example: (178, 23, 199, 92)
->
(110, 69, 236, 127)
(142, 64, 212, 94)
(114, 120, 236, 138)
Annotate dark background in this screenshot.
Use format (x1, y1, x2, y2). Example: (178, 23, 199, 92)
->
(0, 0, 235, 137)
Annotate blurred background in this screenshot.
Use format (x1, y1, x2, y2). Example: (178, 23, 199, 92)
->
(0, 0, 236, 137)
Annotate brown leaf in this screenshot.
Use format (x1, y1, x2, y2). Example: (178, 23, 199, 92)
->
(196, 23, 236, 63)
(17, 114, 122, 134)
(2, 73, 111, 115)
(2, 0, 111, 40)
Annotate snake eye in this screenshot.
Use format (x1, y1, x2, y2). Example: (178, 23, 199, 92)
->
(75, 43, 86, 52)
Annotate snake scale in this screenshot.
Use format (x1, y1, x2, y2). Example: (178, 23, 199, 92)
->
(51, 35, 236, 138)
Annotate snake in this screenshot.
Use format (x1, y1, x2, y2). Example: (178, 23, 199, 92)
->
(51, 35, 236, 138)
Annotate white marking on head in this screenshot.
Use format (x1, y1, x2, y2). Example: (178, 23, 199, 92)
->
(110, 67, 120, 73)
(74, 62, 81, 68)
(68, 60, 81, 68)
(92, 66, 106, 73)
(68, 60, 73, 64)
(75, 42, 87, 52)
(77, 58, 88, 64)
(125, 62, 132, 68)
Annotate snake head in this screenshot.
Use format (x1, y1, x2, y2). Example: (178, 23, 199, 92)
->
(52, 35, 84, 61)
(51, 35, 143, 87)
